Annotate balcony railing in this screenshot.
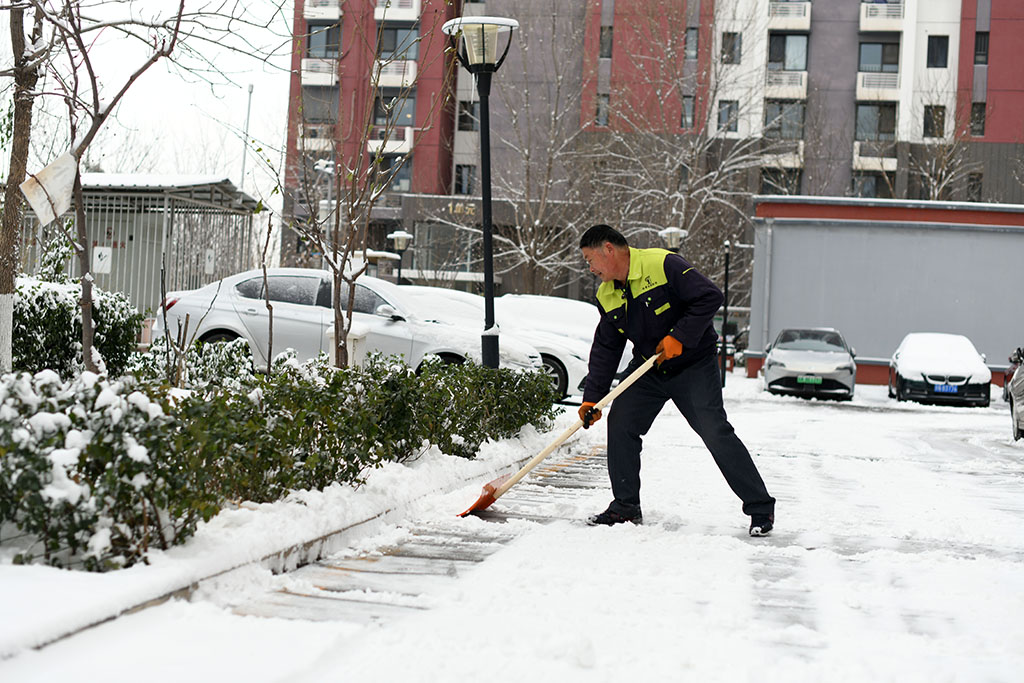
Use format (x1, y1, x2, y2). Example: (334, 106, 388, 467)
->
(301, 58, 338, 86)
(765, 70, 807, 99)
(305, 0, 341, 21)
(374, 59, 417, 88)
(375, 0, 420, 21)
(853, 140, 898, 172)
(768, 2, 811, 30)
(299, 123, 335, 152)
(861, 2, 904, 31)
(367, 125, 413, 155)
(857, 71, 900, 99)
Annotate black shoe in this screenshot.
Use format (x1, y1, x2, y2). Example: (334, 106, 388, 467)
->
(587, 507, 643, 526)
(749, 514, 774, 537)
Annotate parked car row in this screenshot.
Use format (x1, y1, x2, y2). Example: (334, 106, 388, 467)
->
(762, 329, 1001, 409)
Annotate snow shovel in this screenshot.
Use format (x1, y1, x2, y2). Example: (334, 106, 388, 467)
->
(458, 353, 660, 517)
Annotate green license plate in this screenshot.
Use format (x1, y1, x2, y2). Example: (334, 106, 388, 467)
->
(797, 375, 822, 385)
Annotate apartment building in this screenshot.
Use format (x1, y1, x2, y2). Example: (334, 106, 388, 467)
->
(282, 0, 1024, 282)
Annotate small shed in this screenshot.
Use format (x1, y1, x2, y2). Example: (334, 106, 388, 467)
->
(21, 174, 258, 319)
(747, 196, 1024, 385)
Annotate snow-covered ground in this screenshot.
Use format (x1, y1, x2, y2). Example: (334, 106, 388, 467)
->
(2, 376, 1022, 682)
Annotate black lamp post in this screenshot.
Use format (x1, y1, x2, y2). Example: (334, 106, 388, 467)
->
(442, 15, 519, 369)
(387, 229, 413, 285)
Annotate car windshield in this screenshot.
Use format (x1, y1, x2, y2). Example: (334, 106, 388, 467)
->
(774, 329, 846, 352)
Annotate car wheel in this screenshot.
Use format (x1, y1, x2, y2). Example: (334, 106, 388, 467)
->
(540, 354, 569, 399)
(200, 330, 239, 344)
(895, 376, 906, 402)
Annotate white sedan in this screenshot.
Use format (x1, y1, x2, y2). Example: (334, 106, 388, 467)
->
(401, 285, 591, 399)
(888, 332, 991, 407)
(152, 268, 542, 373)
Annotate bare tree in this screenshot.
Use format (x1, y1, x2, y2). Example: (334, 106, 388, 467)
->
(278, 2, 455, 367)
(6, 0, 291, 374)
(907, 97, 982, 201)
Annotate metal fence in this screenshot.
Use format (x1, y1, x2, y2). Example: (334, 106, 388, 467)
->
(18, 177, 257, 319)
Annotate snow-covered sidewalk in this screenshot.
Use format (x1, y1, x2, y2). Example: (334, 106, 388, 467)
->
(3, 377, 1023, 682)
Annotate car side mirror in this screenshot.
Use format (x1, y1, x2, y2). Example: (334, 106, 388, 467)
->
(764, 344, 771, 352)
(375, 304, 404, 321)
(981, 353, 987, 362)
(851, 348, 857, 358)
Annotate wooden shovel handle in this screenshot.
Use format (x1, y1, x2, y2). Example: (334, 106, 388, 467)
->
(492, 353, 660, 500)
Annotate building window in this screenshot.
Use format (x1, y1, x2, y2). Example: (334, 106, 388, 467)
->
(923, 105, 945, 138)
(599, 26, 613, 58)
(379, 26, 419, 61)
(307, 22, 340, 59)
(718, 100, 738, 133)
(971, 102, 986, 136)
(722, 32, 741, 64)
(859, 42, 900, 73)
(681, 95, 694, 129)
(966, 173, 983, 202)
(454, 164, 476, 195)
(855, 103, 896, 141)
(760, 168, 802, 195)
(974, 32, 989, 65)
(926, 35, 948, 68)
(595, 94, 610, 126)
(852, 172, 894, 199)
(764, 100, 805, 140)
(458, 100, 479, 131)
(685, 27, 699, 60)
(374, 89, 416, 127)
(768, 33, 807, 71)
(302, 86, 339, 123)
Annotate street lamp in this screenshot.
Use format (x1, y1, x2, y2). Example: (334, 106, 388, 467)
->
(658, 226, 688, 252)
(442, 15, 519, 369)
(387, 229, 413, 285)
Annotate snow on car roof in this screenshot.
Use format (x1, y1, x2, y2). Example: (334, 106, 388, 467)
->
(900, 332, 979, 355)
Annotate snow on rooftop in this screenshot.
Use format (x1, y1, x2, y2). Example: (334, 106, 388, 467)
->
(80, 174, 239, 191)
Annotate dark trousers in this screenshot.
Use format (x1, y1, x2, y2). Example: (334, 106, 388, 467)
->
(605, 353, 775, 517)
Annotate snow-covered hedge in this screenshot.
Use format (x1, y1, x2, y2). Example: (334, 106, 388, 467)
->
(14, 278, 144, 379)
(0, 353, 557, 570)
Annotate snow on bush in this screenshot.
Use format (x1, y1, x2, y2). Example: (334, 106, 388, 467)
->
(14, 277, 144, 379)
(0, 349, 558, 571)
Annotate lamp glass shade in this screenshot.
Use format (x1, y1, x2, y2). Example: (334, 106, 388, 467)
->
(387, 230, 413, 251)
(463, 23, 501, 65)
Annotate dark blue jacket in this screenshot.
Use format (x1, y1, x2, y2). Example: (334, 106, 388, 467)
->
(582, 247, 723, 403)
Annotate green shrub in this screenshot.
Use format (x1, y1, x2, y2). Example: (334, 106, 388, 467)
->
(13, 278, 144, 380)
(1, 351, 558, 571)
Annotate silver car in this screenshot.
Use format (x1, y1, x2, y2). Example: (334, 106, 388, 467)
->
(763, 328, 857, 400)
(152, 268, 542, 373)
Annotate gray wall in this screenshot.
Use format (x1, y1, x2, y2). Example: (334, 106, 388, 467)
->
(750, 217, 1024, 364)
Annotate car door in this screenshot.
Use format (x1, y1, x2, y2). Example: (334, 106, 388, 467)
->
(350, 282, 415, 363)
(233, 274, 325, 365)
(323, 281, 415, 364)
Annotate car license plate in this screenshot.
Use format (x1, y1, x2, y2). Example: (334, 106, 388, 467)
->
(797, 376, 822, 385)
(934, 383, 958, 393)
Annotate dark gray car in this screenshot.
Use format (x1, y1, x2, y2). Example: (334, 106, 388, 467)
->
(763, 328, 857, 400)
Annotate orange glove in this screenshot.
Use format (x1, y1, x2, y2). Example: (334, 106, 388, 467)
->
(578, 402, 602, 429)
(655, 334, 683, 365)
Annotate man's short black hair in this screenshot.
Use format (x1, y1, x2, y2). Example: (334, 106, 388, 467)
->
(580, 224, 629, 249)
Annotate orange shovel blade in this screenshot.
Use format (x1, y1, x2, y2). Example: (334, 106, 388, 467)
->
(458, 473, 512, 517)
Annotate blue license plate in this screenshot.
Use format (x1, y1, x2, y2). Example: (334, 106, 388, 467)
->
(934, 384, 958, 393)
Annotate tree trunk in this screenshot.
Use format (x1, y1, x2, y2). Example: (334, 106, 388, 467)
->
(72, 171, 97, 373)
(0, 8, 43, 374)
